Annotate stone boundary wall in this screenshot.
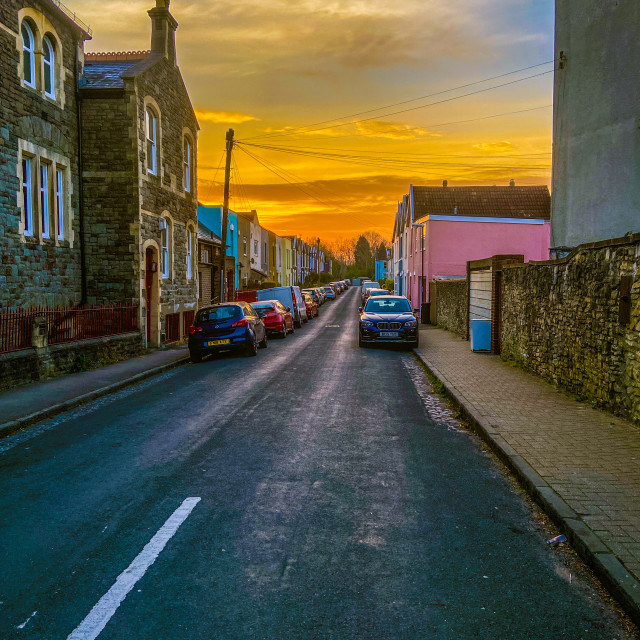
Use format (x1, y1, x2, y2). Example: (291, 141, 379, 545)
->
(500, 234, 640, 423)
(434, 279, 468, 337)
(0, 332, 144, 391)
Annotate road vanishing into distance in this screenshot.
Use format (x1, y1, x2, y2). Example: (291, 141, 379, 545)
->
(0, 288, 636, 639)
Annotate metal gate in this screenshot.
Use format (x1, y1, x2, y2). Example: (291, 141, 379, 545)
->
(469, 268, 492, 322)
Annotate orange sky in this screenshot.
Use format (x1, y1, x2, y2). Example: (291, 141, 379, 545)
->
(76, 0, 555, 242)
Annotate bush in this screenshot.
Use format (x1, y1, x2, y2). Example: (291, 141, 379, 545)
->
(258, 280, 280, 289)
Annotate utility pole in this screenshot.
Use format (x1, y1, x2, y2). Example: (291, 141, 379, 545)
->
(220, 128, 234, 302)
(316, 237, 321, 275)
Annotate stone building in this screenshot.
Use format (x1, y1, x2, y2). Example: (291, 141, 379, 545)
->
(79, 0, 199, 345)
(0, 0, 91, 309)
(551, 0, 640, 252)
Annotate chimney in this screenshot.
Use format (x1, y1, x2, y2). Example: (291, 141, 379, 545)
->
(509, 179, 515, 187)
(442, 180, 448, 188)
(148, 0, 178, 65)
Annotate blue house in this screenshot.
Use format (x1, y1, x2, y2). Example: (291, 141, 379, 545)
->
(375, 260, 388, 282)
(197, 205, 239, 292)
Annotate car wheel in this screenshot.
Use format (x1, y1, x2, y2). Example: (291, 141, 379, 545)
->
(281, 321, 287, 338)
(259, 331, 268, 349)
(190, 349, 203, 363)
(358, 335, 367, 348)
(245, 334, 258, 357)
(289, 322, 295, 334)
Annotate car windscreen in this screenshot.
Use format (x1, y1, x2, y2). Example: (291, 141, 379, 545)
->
(365, 299, 412, 313)
(196, 305, 240, 323)
(252, 303, 276, 316)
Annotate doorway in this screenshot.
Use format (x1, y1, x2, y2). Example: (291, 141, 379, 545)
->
(145, 247, 160, 346)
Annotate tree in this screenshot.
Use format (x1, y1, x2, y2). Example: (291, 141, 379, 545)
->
(376, 242, 388, 260)
(354, 235, 373, 276)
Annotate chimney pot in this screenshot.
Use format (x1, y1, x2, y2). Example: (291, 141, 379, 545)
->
(509, 179, 515, 187)
(443, 180, 448, 188)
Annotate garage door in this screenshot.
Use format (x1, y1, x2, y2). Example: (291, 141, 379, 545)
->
(469, 268, 492, 321)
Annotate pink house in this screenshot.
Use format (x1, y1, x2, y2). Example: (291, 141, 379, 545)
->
(391, 182, 551, 305)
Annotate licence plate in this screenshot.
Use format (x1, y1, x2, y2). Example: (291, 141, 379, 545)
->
(206, 339, 230, 346)
(380, 331, 399, 338)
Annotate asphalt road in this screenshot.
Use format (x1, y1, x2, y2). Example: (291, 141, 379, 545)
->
(0, 287, 636, 639)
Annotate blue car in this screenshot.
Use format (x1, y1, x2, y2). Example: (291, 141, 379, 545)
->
(188, 302, 267, 362)
(322, 286, 336, 300)
(358, 295, 418, 349)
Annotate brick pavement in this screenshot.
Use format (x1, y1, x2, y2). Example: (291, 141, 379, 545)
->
(415, 327, 640, 584)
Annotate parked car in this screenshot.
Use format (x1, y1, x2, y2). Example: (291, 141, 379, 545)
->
(302, 288, 322, 306)
(188, 302, 267, 361)
(314, 287, 326, 304)
(302, 293, 319, 319)
(252, 300, 294, 338)
(321, 286, 336, 300)
(361, 280, 380, 303)
(329, 281, 343, 294)
(257, 285, 308, 327)
(361, 287, 391, 309)
(358, 295, 418, 349)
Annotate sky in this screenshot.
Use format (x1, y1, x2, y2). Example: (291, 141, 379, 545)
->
(75, 0, 555, 243)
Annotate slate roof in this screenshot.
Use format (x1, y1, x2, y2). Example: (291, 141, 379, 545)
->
(82, 61, 140, 89)
(412, 185, 550, 221)
(81, 53, 164, 89)
(198, 222, 222, 244)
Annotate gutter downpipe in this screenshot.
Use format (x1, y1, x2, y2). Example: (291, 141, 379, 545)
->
(75, 41, 87, 305)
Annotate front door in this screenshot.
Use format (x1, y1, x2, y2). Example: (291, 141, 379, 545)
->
(145, 248, 154, 344)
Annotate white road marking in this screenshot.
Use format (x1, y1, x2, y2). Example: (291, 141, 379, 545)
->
(66, 497, 201, 640)
(16, 610, 37, 629)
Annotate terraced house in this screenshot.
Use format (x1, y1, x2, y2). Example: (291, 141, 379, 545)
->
(80, 0, 199, 346)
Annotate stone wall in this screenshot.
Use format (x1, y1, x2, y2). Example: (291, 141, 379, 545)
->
(501, 234, 640, 423)
(81, 94, 139, 305)
(0, 0, 86, 309)
(434, 279, 468, 337)
(0, 332, 144, 390)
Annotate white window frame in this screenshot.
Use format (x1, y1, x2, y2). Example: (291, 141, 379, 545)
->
(22, 156, 33, 236)
(43, 35, 55, 99)
(160, 217, 169, 278)
(183, 138, 191, 193)
(21, 22, 36, 89)
(146, 108, 157, 175)
(56, 167, 64, 240)
(40, 163, 50, 239)
(187, 227, 193, 280)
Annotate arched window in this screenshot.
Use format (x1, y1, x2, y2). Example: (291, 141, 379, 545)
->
(146, 108, 158, 175)
(159, 216, 171, 278)
(43, 36, 55, 99)
(183, 137, 192, 193)
(21, 22, 35, 89)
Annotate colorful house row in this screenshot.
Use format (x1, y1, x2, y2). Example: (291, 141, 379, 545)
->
(197, 205, 332, 304)
(390, 181, 551, 306)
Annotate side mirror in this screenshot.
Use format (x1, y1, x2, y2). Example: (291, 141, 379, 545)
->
(287, 306, 291, 312)
(359, 307, 363, 314)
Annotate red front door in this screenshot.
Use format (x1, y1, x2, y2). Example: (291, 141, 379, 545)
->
(145, 249, 154, 344)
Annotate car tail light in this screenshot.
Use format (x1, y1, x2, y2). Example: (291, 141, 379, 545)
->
(188, 325, 203, 335)
(232, 318, 249, 328)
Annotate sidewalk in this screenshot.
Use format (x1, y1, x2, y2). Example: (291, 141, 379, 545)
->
(0, 346, 190, 437)
(415, 326, 640, 623)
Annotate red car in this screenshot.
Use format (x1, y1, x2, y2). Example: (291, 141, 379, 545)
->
(303, 293, 319, 319)
(251, 300, 294, 338)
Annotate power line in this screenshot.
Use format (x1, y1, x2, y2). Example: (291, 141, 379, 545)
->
(240, 62, 556, 142)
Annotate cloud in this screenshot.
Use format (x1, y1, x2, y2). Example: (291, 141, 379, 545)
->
(355, 121, 442, 140)
(473, 141, 516, 153)
(195, 109, 260, 124)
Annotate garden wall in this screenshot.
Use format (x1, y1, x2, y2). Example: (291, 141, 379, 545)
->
(500, 234, 640, 423)
(434, 279, 468, 338)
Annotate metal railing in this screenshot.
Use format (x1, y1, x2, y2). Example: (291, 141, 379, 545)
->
(0, 303, 138, 354)
(48, 0, 92, 35)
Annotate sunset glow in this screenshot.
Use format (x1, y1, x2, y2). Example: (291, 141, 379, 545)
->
(77, 0, 554, 242)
